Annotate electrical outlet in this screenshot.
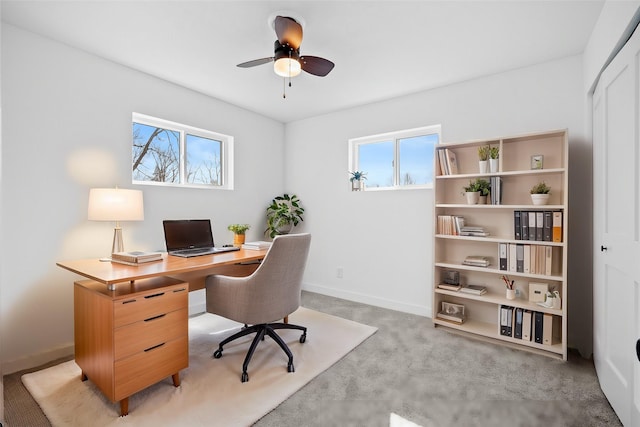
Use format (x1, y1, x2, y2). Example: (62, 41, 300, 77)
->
(337, 267, 343, 278)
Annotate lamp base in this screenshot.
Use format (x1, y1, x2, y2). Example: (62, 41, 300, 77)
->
(111, 226, 124, 254)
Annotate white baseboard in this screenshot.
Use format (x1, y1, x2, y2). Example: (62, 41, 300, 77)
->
(302, 283, 432, 318)
(3, 343, 74, 375)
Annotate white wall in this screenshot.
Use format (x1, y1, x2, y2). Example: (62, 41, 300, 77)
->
(0, 24, 285, 373)
(289, 55, 590, 355)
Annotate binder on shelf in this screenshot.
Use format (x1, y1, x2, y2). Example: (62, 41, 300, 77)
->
(521, 211, 529, 241)
(534, 311, 544, 344)
(543, 211, 552, 241)
(536, 212, 544, 241)
(545, 246, 553, 276)
(552, 211, 563, 242)
(500, 305, 513, 337)
(514, 308, 524, 339)
(522, 310, 532, 341)
(523, 245, 531, 274)
(514, 211, 521, 240)
(516, 244, 524, 273)
(543, 313, 553, 345)
(509, 244, 517, 272)
(499, 243, 508, 271)
(528, 212, 536, 241)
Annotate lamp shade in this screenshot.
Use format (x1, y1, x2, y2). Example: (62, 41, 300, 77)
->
(88, 188, 144, 221)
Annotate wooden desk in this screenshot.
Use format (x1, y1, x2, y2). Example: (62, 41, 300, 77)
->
(57, 248, 268, 291)
(57, 249, 267, 416)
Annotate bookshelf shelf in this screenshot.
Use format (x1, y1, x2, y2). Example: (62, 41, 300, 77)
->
(433, 129, 568, 360)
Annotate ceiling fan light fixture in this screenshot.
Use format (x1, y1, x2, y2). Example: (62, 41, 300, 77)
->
(273, 57, 301, 77)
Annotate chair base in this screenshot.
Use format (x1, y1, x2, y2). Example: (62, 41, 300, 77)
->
(213, 322, 307, 382)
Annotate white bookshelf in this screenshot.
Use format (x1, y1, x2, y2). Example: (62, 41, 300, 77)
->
(433, 129, 568, 360)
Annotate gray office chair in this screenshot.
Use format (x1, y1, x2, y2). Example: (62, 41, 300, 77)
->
(205, 233, 311, 382)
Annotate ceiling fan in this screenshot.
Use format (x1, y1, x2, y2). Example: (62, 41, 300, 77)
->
(237, 15, 335, 95)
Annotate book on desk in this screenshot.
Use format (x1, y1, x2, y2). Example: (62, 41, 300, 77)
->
(111, 251, 163, 266)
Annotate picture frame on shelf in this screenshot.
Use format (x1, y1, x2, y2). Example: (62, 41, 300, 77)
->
(531, 154, 544, 170)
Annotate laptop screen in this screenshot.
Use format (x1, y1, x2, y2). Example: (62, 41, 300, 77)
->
(163, 219, 215, 252)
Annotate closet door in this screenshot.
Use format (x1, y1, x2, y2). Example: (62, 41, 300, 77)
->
(593, 26, 640, 427)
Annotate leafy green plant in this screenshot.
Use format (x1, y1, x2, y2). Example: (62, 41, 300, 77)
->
(227, 224, 250, 235)
(476, 179, 491, 196)
(462, 180, 482, 193)
(477, 146, 490, 161)
(349, 171, 367, 182)
(265, 194, 305, 238)
(489, 146, 500, 160)
(530, 182, 551, 194)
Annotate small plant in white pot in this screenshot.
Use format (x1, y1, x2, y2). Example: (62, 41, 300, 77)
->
(462, 180, 482, 204)
(530, 181, 551, 205)
(349, 170, 367, 191)
(477, 146, 490, 174)
(489, 146, 499, 173)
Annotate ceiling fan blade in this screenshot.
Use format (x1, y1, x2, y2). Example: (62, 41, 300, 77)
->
(237, 57, 274, 68)
(275, 16, 303, 49)
(300, 56, 335, 77)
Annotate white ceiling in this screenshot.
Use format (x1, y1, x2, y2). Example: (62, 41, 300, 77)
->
(2, 1, 604, 123)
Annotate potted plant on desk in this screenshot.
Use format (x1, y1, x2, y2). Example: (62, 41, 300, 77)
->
(228, 224, 250, 247)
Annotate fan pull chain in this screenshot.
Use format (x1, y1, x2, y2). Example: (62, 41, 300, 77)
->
(283, 77, 286, 98)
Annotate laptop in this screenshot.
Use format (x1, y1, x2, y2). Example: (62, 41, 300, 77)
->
(163, 219, 240, 258)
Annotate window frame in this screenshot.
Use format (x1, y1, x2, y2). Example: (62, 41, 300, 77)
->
(132, 112, 234, 190)
(348, 125, 441, 191)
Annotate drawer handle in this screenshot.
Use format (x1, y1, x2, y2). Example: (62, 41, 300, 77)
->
(144, 342, 166, 352)
(122, 299, 137, 304)
(144, 292, 165, 299)
(173, 288, 187, 293)
(144, 313, 166, 322)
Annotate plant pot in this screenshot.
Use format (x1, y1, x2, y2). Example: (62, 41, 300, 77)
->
(506, 289, 516, 300)
(478, 160, 488, 174)
(351, 180, 363, 191)
(489, 158, 499, 173)
(465, 191, 480, 205)
(531, 194, 550, 205)
(276, 222, 293, 235)
(233, 233, 246, 247)
(478, 195, 487, 204)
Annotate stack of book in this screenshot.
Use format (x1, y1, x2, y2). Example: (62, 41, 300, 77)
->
(241, 241, 272, 250)
(111, 251, 163, 266)
(437, 283, 461, 291)
(459, 226, 489, 237)
(437, 148, 458, 175)
(459, 285, 487, 295)
(462, 255, 490, 267)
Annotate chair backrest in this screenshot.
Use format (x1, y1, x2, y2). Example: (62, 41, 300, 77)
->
(206, 233, 311, 324)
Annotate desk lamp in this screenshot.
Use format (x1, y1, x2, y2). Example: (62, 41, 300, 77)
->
(88, 188, 144, 261)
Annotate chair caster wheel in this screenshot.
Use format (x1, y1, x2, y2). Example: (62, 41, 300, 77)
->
(241, 372, 249, 382)
(287, 363, 295, 373)
(213, 349, 223, 359)
(299, 333, 306, 343)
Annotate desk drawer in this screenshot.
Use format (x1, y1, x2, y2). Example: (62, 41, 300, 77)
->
(114, 308, 187, 360)
(114, 335, 188, 401)
(114, 284, 187, 327)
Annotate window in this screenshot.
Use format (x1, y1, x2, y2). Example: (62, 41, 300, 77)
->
(348, 125, 440, 190)
(132, 113, 234, 189)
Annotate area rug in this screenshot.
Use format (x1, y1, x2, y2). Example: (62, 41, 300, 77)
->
(22, 307, 377, 426)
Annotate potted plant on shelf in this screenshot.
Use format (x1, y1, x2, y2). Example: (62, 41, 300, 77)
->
(349, 170, 367, 191)
(530, 181, 551, 205)
(265, 194, 305, 238)
(228, 224, 250, 247)
(476, 179, 491, 204)
(478, 146, 490, 174)
(462, 180, 482, 205)
(489, 146, 499, 173)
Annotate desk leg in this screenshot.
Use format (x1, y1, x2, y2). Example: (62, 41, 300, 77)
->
(172, 372, 181, 387)
(81, 371, 88, 381)
(120, 398, 129, 416)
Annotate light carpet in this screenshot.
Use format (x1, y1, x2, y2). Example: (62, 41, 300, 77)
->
(22, 307, 377, 426)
